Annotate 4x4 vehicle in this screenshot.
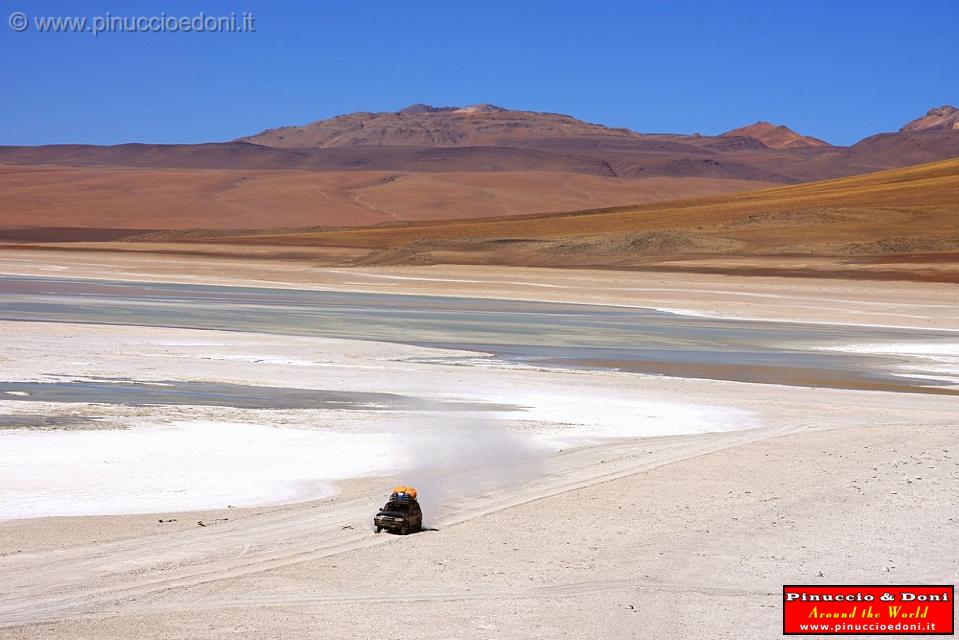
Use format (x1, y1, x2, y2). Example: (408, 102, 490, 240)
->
(374, 486, 422, 535)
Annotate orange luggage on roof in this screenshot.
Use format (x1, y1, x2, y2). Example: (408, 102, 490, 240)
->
(392, 485, 417, 499)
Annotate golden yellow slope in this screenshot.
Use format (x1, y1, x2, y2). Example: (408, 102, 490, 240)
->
(218, 158, 959, 257)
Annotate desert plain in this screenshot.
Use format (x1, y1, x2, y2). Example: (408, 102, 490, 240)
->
(2, 102, 959, 639)
(0, 249, 956, 639)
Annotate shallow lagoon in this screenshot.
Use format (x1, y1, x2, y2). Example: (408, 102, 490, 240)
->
(1, 275, 957, 394)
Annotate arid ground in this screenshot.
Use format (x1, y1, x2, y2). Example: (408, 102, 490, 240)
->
(1, 102, 958, 639)
(0, 253, 956, 639)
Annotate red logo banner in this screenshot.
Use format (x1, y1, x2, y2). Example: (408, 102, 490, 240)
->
(783, 585, 954, 635)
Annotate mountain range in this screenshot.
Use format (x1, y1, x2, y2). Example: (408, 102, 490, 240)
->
(1, 104, 957, 235)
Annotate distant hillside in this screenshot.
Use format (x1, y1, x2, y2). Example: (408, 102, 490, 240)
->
(0, 164, 776, 231)
(238, 103, 648, 149)
(203, 158, 959, 265)
(1, 104, 957, 236)
(3, 104, 955, 185)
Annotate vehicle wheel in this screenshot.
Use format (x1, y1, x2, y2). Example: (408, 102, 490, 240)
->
(375, 526, 381, 534)
(400, 526, 408, 535)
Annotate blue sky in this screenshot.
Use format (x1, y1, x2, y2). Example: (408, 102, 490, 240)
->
(1, 0, 956, 146)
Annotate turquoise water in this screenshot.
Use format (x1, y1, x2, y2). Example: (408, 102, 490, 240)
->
(0, 378, 520, 411)
(1, 275, 957, 395)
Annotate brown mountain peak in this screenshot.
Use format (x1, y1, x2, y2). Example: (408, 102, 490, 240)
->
(238, 104, 638, 149)
(900, 105, 959, 132)
(721, 121, 829, 149)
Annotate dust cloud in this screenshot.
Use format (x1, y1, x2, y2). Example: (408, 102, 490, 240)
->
(392, 409, 546, 526)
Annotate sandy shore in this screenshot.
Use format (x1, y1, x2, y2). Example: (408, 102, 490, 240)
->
(11, 422, 952, 640)
(0, 252, 957, 639)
